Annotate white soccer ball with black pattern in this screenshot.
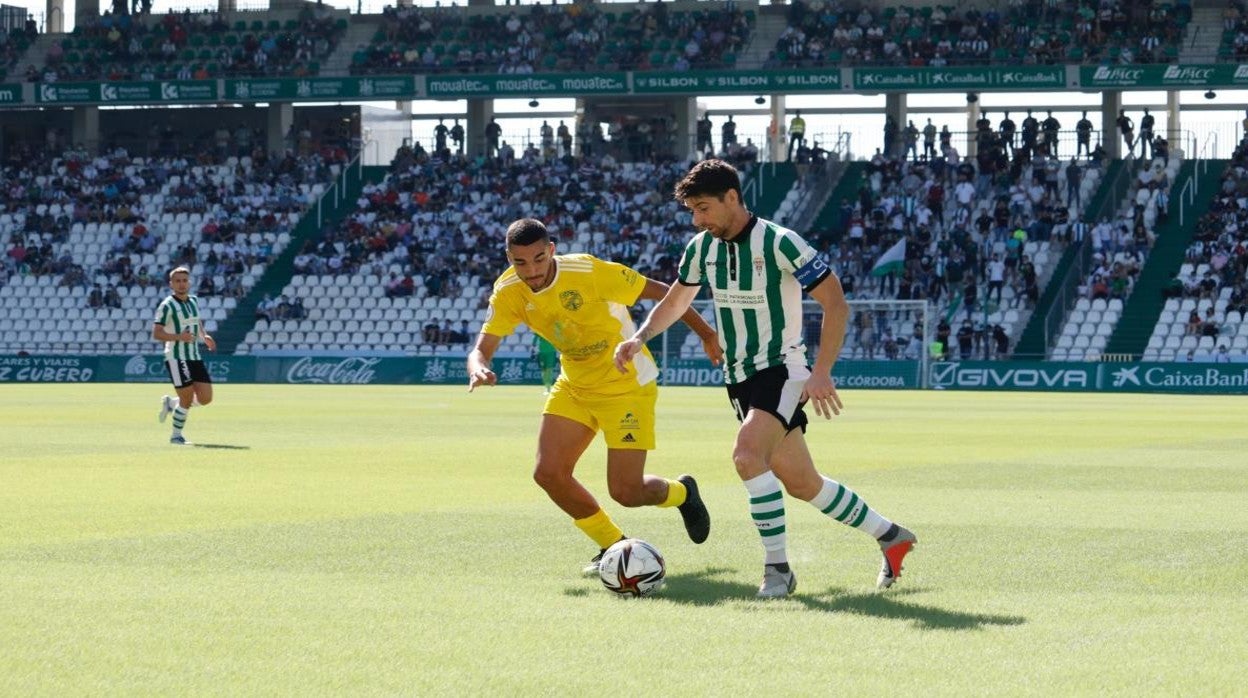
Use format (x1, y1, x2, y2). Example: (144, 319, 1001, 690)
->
(598, 538, 666, 597)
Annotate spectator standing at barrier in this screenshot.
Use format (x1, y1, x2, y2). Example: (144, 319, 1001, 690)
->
(1117, 110, 1135, 157)
(485, 118, 502, 157)
(557, 119, 572, 157)
(722, 114, 737, 149)
(883, 115, 897, 158)
(903, 121, 919, 162)
(538, 120, 554, 160)
(1020, 110, 1039, 161)
(922, 119, 937, 161)
(1076, 111, 1094, 158)
(999, 112, 1016, 156)
(788, 110, 806, 160)
(434, 119, 449, 154)
(1042, 111, 1061, 156)
(976, 112, 993, 152)
(697, 113, 713, 155)
(450, 120, 465, 154)
(1139, 108, 1155, 160)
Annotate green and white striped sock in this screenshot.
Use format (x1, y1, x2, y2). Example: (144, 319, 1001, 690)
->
(810, 476, 892, 539)
(744, 471, 787, 565)
(171, 406, 188, 436)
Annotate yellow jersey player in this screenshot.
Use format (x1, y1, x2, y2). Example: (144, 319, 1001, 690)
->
(467, 218, 723, 575)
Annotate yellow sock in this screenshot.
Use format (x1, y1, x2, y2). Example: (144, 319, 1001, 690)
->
(657, 479, 687, 508)
(573, 509, 625, 549)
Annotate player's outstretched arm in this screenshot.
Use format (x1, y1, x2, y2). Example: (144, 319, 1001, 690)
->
(804, 273, 850, 419)
(466, 332, 503, 392)
(614, 282, 700, 373)
(639, 278, 721, 365)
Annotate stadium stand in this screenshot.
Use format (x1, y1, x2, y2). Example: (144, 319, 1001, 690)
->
(0, 147, 341, 355)
(767, 0, 1184, 68)
(1139, 144, 1248, 361)
(1048, 153, 1182, 360)
(236, 149, 703, 356)
(1, 23, 35, 81)
(800, 133, 1102, 360)
(40, 6, 346, 82)
(350, 1, 752, 75)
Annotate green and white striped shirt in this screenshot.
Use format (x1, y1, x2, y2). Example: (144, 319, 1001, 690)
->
(677, 217, 830, 384)
(154, 294, 203, 361)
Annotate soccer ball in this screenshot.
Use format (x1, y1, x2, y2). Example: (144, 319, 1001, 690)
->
(598, 538, 666, 597)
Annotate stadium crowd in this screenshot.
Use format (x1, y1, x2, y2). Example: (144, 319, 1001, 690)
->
(34, 5, 344, 82)
(351, 1, 751, 75)
(770, 0, 1185, 67)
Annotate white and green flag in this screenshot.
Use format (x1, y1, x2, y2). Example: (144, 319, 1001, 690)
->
(870, 238, 906, 277)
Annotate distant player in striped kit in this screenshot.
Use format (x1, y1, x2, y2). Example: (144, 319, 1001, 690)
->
(153, 266, 216, 445)
(614, 159, 916, 598)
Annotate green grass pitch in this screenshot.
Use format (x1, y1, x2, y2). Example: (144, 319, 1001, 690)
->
(1, 384, 1245, 694)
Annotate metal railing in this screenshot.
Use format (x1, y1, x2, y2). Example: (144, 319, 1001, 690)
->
(1179, 130, 1217, 226)
(1041, 234, 1093, 354)
(1038, 155, 1135, 353)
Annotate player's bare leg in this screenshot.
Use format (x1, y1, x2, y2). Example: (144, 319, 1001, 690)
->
(606, 449, 710, 544)
(535, 415, 623, 574)
(192, 382, 213, 407)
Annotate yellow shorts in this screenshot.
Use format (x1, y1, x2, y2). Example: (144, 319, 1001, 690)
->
(543, 378, 657, 450)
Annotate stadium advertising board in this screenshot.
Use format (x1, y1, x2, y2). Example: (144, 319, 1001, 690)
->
(852, 66, 1065, 91)
(225, 77, 416, 102)
(656, 358, 918, 388)
(931, 361, 1248, 393)
(1078, 64, 1248, 88)
(35, 80, 218, 104)
(426, 73, 628, 97)
(20, 64, 1248, 105)
(0, 84, 20, 103)
(0, 355, 97, 382)
(7, 356, 1240, 393)
(633, 69, 841, 94)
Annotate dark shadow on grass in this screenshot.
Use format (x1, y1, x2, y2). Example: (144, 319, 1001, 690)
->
(191, 443, 251, 450)
(572, 567, 1027, 630)
(793, 586, 1027, 631)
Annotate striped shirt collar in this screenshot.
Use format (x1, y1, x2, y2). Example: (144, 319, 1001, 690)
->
(724, 215, 757, 245)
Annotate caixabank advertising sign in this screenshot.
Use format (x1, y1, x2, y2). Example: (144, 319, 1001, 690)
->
(931, 361, 1248, 394)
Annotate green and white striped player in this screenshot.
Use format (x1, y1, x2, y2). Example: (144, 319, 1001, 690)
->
(614, 159, 916, 597)
(152, 266, 216, 445)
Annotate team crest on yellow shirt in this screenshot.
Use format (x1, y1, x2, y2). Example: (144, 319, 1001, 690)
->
(559, 290, 584, 311)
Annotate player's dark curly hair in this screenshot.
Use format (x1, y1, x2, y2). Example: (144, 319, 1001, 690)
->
(505, 218, 550, 247)
(673, 159, 742, 203)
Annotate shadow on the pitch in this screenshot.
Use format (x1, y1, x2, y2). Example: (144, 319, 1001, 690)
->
(791, 586, 1027, 631)
(191, 443, 251, 450)
(643, 569, 1028, 630)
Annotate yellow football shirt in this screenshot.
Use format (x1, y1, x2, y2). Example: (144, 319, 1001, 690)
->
(483, 254, 658, 394)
